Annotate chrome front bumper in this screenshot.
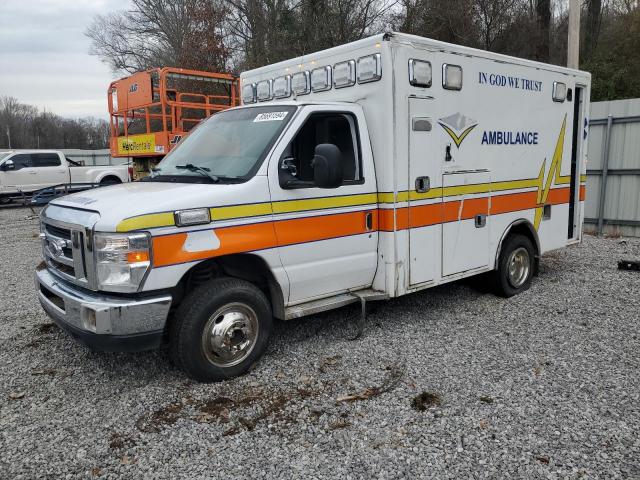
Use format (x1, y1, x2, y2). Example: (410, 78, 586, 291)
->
(35, 267, 172, 351)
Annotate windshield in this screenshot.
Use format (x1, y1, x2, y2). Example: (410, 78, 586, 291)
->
(0, 152, 11, 162)
(153, 105, 296, 182)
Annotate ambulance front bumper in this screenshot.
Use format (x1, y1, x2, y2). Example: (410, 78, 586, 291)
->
(35, 267, 172, 352)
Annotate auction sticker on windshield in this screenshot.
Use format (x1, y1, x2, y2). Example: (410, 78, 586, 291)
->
(253, 112, 289, 122)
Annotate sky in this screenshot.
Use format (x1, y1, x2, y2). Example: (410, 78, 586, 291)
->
(0, 0, 130, 120)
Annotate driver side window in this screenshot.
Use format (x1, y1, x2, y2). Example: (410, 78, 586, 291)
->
(9, 154, 32, 170)
(279, 112, 362, 188)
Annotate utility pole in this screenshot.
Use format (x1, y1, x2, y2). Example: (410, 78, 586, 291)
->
(567, 0, 581, 68)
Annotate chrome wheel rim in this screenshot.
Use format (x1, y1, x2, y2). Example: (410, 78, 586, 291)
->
(507, 247, 530, 288)
(201, 302, 259, 367)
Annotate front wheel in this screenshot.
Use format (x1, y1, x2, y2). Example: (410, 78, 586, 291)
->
(492, 234, 535, 297)
(170, 277, 273, 382)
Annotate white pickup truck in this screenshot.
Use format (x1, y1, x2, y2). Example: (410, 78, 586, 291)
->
(0, 150, 130, 201)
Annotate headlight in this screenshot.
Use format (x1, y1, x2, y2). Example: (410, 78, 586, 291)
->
(94, 232, 151, 292)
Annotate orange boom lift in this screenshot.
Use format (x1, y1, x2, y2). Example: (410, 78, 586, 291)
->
(108, 67, 240, 178)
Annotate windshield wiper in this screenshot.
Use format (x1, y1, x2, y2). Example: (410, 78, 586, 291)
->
(175, 164, 219, 182)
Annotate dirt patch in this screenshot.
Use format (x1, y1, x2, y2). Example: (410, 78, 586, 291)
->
(36, 323, 57, 334)
(411, 391, 442, 411)
(135, 363, 404, 436)
(136, 388, 300, 435)
(135, 403, 184, 433)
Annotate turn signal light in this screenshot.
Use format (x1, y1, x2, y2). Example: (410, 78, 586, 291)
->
(127, 251, 150, 263)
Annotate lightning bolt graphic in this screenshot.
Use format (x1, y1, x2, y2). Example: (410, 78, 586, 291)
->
(534, 114, 568, 230)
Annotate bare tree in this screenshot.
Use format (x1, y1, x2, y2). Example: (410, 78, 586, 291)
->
(0, 97, 109, 150)
(224, 0, 396, 69)
(535, 0, 551, 61)
(585, 0, 603, 60)
(395, 0, 477, 46)
(86, 0, 230, 74)
(474, 0, 520, 51)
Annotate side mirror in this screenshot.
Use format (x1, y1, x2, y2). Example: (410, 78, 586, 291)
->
(312, 144, 343, 188)
(1, 159, 14, 171)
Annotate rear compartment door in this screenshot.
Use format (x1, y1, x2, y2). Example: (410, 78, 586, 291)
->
(441, 170, 491, 276)
(408, 97, 442, 286)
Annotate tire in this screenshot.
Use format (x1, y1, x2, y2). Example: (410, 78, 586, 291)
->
(99, 176, 121, 186)
(492, 234, 535, 298)
(170, 277, 273, 382)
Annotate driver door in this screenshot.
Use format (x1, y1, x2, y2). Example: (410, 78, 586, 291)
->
(268, 105, 378, 304)
(1, 154, 38, 192)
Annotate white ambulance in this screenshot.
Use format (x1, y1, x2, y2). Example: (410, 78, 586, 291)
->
(35, 32, 590, 381)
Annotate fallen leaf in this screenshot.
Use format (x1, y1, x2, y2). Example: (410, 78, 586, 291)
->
(8, 391, 26, 400)
(31, 368, 58, 376)
(120, 455, 136, 465)
(328, 418, 351, 430)
(336, 363, 405, 403)
(536, 455, 550, 465)
(90, 467, 101, 477)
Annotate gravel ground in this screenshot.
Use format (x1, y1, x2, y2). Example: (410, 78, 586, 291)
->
(0, 206, 639, 479)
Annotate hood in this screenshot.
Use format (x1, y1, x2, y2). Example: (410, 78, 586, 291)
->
(50, 176, 270, 231)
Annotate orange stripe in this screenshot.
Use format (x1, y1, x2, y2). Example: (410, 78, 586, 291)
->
(491, 191, 538, 215)
(153, 211, 376, 267)
(153, 222, 277, 267)
(379, 208, 408, 232)
(273, 210, 376, 246)
(152, 187, 576, 267)
(546, 187, 570, 205)
(579, 185, 586, 201)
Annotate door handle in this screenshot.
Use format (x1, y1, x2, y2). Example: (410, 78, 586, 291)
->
(28, 171, 37, 175)
(415, 176, 430, 193)
(475, 214, 487, 228)
(365, 211, 373, 231)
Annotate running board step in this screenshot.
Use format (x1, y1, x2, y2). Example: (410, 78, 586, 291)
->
(284, 289, 388, 320)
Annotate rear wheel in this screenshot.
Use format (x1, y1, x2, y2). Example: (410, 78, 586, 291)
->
(492, 234, 535, 297)
(99, 176, 121, 186)
(170, 277, 272, 382)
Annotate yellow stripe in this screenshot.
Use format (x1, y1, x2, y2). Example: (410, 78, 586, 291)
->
(116, 212, 174, 232)
(116, 177, 551, 231)
(580, 174, 587, 183)
(271, 193, 378, 214)
(211, 202, 272, 221)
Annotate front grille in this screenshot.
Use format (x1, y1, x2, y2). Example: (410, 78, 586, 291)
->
(49, 258, 75, 276)
(41, 216, 95, 290)
(45, 224, 72, 240)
